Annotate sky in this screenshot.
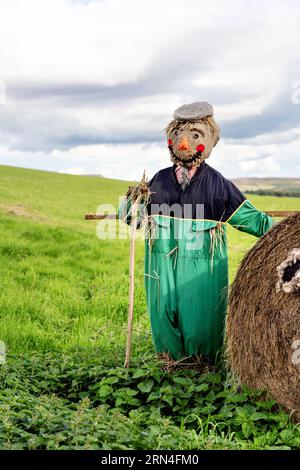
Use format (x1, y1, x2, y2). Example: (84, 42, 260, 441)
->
(0, 0, 299, 181)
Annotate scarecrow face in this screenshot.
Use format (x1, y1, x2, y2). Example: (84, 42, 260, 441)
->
(167, 120, 217, 169)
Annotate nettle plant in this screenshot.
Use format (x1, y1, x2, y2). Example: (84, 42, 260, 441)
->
(1, 351, 299, 450)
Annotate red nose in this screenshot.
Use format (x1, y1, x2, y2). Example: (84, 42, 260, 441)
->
(178, 136, 190, 151)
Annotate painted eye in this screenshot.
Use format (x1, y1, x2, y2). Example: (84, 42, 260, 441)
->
(174, 130, 179, 136)
(193, 133, 199, 139)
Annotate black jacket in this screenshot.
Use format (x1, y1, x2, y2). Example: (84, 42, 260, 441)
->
(147, 162, 245, 222)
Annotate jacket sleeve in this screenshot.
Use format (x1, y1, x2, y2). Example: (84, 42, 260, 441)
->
(117, 194, 135, 226)
(117, 174, 155, 229)
(224, 180, 274, 238)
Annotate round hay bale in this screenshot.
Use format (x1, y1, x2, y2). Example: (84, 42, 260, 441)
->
(226, 213, 300, 420)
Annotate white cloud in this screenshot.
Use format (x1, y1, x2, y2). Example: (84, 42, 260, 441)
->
(0, 0, 299, 178)
(2, 137, 300, 181)
(238, 157, 280, 174)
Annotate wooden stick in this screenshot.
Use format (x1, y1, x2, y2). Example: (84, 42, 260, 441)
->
(85, 210, 300, 220)
(264, 211, 300, 217)
(85, 214, 117, 220)
(124, 200, 138, 369)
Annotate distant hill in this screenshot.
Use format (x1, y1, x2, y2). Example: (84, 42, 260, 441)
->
(232, 178, 300, 197)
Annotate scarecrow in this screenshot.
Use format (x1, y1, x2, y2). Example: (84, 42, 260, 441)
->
(118, 102, 274, 365)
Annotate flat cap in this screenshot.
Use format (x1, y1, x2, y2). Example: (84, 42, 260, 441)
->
(173, 101, 214, 121)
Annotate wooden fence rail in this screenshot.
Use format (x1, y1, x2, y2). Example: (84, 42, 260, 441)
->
(85, 211, 300, 220)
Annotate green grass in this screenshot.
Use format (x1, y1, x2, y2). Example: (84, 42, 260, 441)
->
(0, 164, 300, 450)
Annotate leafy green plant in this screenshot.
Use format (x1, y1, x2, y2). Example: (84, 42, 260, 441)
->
(1, 352, 300, 450)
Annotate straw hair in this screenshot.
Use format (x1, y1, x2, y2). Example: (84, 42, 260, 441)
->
(226, 214, 300, 420)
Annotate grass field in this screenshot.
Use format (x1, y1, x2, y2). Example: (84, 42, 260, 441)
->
(0, 164, 300, 450)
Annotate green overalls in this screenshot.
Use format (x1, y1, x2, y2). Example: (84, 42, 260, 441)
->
(118, 163, 273, 363)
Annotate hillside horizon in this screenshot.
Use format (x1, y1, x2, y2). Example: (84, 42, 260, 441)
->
(1, 164, 300, 197)
(1, 163, 300, 182)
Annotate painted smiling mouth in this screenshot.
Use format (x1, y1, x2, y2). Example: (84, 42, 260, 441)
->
(168, 144, 203, 164)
